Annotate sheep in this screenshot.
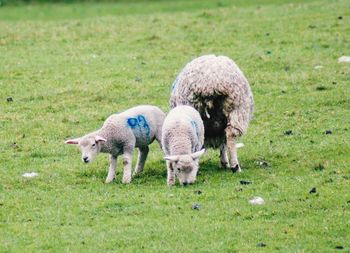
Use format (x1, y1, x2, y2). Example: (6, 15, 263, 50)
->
(65, 105, 166, 184)
(162, 105, 205, 186)
(170, 55, 254, 173)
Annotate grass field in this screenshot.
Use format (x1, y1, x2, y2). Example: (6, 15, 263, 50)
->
(1, 0, 350, 252)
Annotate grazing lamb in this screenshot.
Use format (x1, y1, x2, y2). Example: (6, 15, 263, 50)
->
(170, 55, 254, 173)
(162, 105, 205, 186)
(65, 105, 165, 184)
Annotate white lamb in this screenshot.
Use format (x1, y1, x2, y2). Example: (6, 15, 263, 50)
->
(65, 105, 165, 184)
(162, 105, 205, 186)
(170, 55, 254, 173)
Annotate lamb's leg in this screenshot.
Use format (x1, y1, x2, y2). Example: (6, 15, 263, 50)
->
(133, 146, 149, 175)
(105, 155, 117, 183)
(219, 144, 230, 169)
(166, 161, 176, 186)
(155, 128, 163, 150)
(225, 126, 241, 173)
(122, 151, 133, 184)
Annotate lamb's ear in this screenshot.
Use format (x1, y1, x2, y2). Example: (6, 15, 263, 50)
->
(65, 138, 80, 145)
(95, 135, 107, 143)
(164, 155, 180, 162)
(191, 149, 206, 159)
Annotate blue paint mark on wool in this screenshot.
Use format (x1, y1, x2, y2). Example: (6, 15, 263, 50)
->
(127, 115, 151, 140)
(171, 74, 181, 92)
(127, 118, 138, 127)
(191, 120, 200, 140)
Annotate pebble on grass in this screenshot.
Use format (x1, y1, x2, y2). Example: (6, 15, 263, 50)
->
(284, 130, 293, 135)
(194, 190, 202, 195)
(314, 164, 325, 171)
(22, 172, 38, 178)
(325, 130, 333, 135)
(192, 203, 201, 210)
(249, 197, 265, 205)
(134, 77, 142, 82)
(316, 86, 327, 91)
(257, 160, 270, 167)
(309, 187, 317, 194)
(338, 56, 350, 63)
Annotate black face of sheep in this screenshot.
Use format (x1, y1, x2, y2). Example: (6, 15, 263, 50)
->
(170, 55, 254, 173)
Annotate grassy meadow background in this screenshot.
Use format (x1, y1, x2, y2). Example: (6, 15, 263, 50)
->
(1, 0, 349, 251)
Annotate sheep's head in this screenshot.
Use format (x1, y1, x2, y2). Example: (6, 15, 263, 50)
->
(164, 149, 205, 186)
(65, 135, 107, 163)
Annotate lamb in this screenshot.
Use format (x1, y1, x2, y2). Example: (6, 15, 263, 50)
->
(170, 55, 254, 173)
(65, 105, 166, 184)
(162, 105, 205, 186)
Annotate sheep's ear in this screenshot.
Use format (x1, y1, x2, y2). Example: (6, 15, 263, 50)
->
(95, 135, 107, 143)
(191, 149, 206, 159)
(65, 138, 80, 145)
(164, 155, 179, 162)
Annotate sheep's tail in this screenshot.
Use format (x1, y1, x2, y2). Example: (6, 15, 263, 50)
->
(235, 143, 244, 148)
(205, 107, 210, 118)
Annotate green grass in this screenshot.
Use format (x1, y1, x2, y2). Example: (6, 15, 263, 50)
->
(1, 0, 350, 252)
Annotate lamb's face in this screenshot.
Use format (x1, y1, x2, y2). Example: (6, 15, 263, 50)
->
(79, 137, 101, 163)
(164, 149, 205, 186)
(173, 156, 199, 186)
(65, 135, 107, 164)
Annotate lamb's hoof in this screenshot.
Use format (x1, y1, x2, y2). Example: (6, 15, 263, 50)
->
(231, 164, 241, 173)
(167, 180, 175, 186)
(105, 177, 114, 183)
(122, 177, 131, 184)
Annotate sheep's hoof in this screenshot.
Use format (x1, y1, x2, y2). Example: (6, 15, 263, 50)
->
(132, 170, 143, 177)
(231, 164, 241, 173)
(220, 161, 229, 169)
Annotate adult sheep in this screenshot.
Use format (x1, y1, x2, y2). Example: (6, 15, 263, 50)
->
(170, 55, 254, 172)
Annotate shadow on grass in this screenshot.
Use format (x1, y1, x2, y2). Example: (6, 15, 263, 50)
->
(75, 155, 265, 186)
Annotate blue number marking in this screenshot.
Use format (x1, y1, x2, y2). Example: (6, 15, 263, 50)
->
(127, 115, 150, 140)
(127, 118, 138, 127)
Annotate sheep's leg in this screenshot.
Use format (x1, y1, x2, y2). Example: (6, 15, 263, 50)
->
(166, 161, 176, 186)
(225, 127, 241, 173)
(105, 155, 117, 183)
(122, 152, 133, 184)
(133, 146, 149, 175)
(219, 144, 230, 169)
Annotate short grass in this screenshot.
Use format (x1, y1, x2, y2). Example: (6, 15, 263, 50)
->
(1, 0, 350, 252)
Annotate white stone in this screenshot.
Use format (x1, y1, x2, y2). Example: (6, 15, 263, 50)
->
(338, 56, 350, 63)
(249, 196, 265, 205)
(22, 172, 38, 178)
(314, 65, 323, 69)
